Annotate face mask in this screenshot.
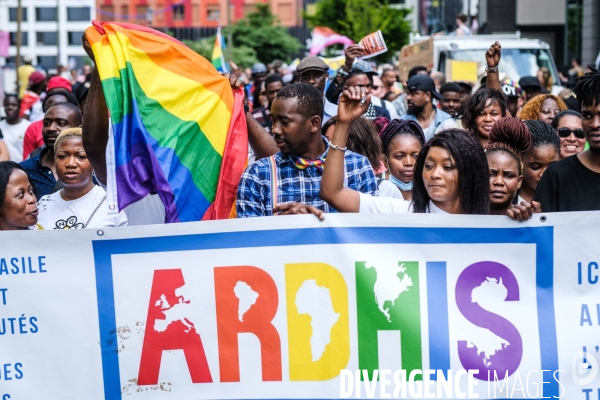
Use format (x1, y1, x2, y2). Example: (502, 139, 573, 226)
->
(389, 173, 413, 191)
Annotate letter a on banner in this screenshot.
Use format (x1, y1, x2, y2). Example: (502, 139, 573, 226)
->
(214, 266, 282, 382)
(285, 262, 350, 380)
(138, 269, 212, 385)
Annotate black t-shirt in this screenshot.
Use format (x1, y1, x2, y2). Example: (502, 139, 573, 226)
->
(533, 154, 600, 212)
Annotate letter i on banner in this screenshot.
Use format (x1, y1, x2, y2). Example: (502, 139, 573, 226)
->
(285, 263, 350, 380)
(355, 261, 422, 380)
(214, 266, 282, 382)
(137, 269, 212, 385)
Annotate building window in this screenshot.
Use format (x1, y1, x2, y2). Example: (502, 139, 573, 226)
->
(9, 32, 28, 46)
(67, 7, 91, 21)
(173, 5, 185, 21)
(192, 4, 200, 23)
(36, 32, 57, 46)
(121, 5, 129, 21)
(207, 6, 220, 21)
(100, 5, 114, 21)
(136, 5, 148, 23)
(36, 7, 57, 22)
(9, 7, 28, 22)
(37, 56, 57, 70)
(68, 56, 86, 70)
(68, 31, 84, 46)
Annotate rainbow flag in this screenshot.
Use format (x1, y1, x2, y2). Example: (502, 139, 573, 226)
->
(85, 21, 248, 223)
(211, 26, 229, 73)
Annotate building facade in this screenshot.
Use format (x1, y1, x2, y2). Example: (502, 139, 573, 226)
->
(0, 0, 96, 70)
(96, 0, 300, 28)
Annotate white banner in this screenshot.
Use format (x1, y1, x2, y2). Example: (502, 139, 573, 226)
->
(0, 212, 599, 399)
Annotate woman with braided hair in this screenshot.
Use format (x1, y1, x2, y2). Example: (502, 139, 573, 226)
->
(322, 116, 402, 199)
(520, 94, 567, 124)
(485, 118, 539, 215)
(519, 120, 560, 203)
(0, 161, 38, 230)
(374, 117, 426, 200)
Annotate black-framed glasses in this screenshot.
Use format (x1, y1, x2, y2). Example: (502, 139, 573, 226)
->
(557, 127, 585, 139)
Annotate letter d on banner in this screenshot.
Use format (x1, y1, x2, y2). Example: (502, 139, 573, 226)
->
(285, 263, 350, 380)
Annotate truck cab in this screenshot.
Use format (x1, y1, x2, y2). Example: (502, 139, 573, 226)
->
(409, 32, 564, 94)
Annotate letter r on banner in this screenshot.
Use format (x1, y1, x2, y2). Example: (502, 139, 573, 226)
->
(138, 269, 212, 385)
(214, 266, 282, 382)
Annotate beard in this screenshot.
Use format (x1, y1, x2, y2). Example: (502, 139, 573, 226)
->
(407, 103, 425, 115)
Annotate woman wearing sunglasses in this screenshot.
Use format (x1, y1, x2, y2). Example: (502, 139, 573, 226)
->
(551, 110, 586, 159)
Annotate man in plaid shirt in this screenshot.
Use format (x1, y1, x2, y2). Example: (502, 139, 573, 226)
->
(237, 83, 378, 217)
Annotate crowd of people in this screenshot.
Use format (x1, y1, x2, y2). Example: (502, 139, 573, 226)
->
(0, 37, 599, 231)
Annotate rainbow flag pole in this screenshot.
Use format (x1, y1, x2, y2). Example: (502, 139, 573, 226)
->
(211, 26, 229, 73)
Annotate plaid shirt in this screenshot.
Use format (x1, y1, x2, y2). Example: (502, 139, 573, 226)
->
(237, 138, 378, 217)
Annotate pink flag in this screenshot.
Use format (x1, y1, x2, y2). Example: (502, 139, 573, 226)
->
(309, 27, 354, 56)
(0, 31, 9, 57)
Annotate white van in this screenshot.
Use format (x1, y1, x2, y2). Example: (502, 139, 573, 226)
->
(410, 32, 564, 94)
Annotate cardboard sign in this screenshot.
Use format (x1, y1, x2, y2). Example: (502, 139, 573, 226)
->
(398, 37, 434, 81)
(359, 30, 388, 59)
(446, 59, 480, 83)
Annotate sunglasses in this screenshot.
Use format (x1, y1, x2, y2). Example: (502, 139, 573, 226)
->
(372, 85, 381, 90)
(557, 127, 585, 139)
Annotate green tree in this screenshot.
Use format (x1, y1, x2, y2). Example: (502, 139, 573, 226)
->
(226, 3, 301, 64)
(183, 39, 259, 69)
(305, 0, 412, 62)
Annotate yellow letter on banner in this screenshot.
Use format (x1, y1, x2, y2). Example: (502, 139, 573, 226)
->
(285, 262, 350, 380)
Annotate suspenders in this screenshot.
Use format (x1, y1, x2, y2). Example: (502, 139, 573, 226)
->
(267, 155, 278, 214)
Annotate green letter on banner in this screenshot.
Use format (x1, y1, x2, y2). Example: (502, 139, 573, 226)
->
(356, 261, 422, 380)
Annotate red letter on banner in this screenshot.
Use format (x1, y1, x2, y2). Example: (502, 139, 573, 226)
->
(214, 266, 282, 382)
(137, 269, 212, 385)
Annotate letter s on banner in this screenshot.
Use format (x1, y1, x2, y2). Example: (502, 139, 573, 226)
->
(455, 261, 523, 380)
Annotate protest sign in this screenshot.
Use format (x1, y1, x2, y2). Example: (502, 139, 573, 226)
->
(398, 37, 434, 81)
(359, 30, 388, 59)
(446, 59, 480, 83)
(1, 212, 599, 399)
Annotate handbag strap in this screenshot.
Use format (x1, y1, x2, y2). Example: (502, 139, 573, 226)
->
(84, 195, 107, 228)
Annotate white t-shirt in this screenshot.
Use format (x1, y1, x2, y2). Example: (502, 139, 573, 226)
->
(359, 192, 449, 214)
(36, 185, 128, 230)
(377, 179, 404, 199)
(0, 119, 30, 162)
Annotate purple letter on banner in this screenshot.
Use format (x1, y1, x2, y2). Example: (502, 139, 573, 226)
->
(455, 261, 523, 380)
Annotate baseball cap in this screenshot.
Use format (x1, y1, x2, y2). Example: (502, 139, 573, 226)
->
(518, 76, 541, 89)
(23, 56, 32, 64)
(353, 60, 378, 76)
(407, 75, 443, 100)
(296, 56, 328, 74)
(500, 78, 523, 98)
(46, 76, 72, 92)
(251, 63, 267, 75)
(28, 71, 46, 86)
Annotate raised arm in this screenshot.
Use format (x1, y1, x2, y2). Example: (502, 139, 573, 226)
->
(225, 73, 278, 160)
(81, 34, 109, 185)
(319, 87, 370, 212)
(485, 41, 502, 91)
